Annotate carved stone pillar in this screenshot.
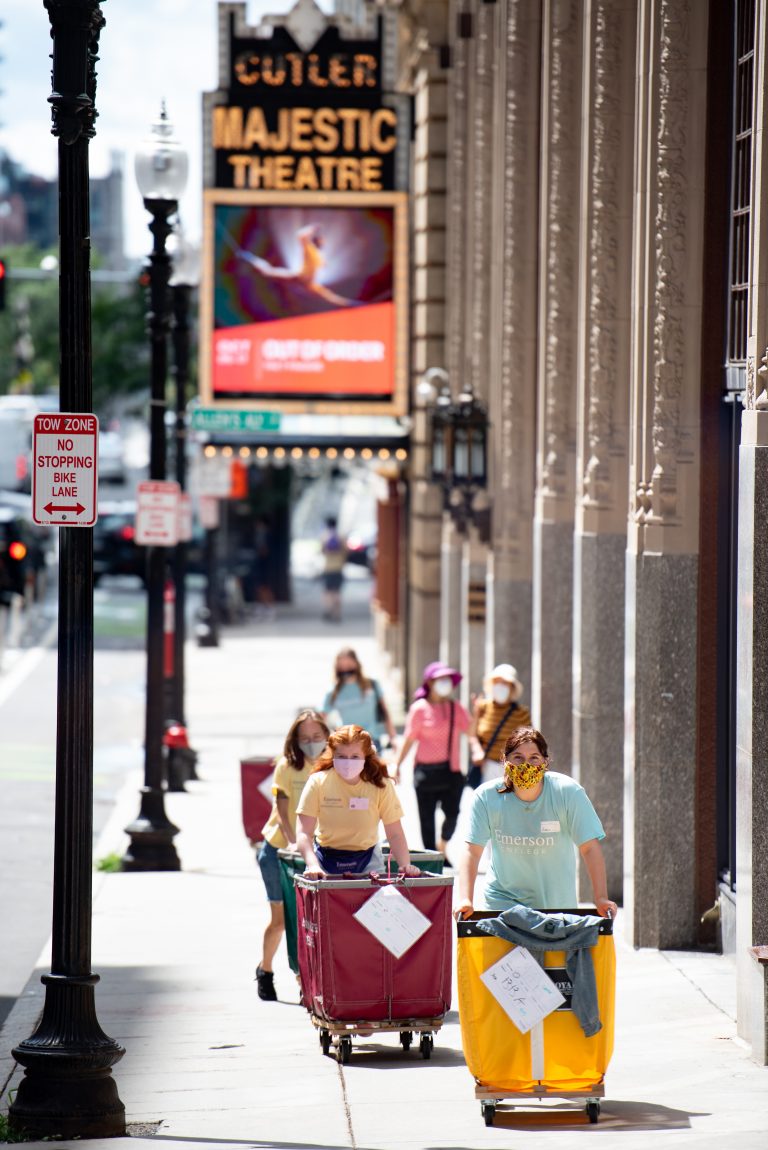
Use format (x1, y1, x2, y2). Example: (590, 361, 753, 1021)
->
(735, 3, 768, 1054)
(461, 528, 489, 711)
(573, 0, 636, 901)
(407, 45, 449, 693)
(625, 0, 707, 948)
(437, 0, 470, 675)
(486, 0, 542, 691)
(457, 0, 495, 693)
(735, 406, 768, 1061)
(531, 0, 582, 767)
(439, 515, 463, 668)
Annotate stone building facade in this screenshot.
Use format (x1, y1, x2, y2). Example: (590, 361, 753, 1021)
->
(383, 0, 768, 1062)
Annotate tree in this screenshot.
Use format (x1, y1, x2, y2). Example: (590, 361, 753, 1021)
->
(0, 245, 151, 417)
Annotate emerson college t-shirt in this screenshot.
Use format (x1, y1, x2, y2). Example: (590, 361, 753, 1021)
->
(467, 771, 605, 910)
(297, 769, 404, 849)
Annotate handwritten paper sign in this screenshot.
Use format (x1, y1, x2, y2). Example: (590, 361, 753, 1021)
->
(353, 884, 432, 959)
(479, 946, 565, 1034)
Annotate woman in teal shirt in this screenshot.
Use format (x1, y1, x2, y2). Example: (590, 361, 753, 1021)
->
(321, 647, 396, 748)
(455, 727, 617, 919)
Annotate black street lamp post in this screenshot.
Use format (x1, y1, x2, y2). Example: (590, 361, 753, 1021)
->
(122, 107, 188, 871)
(9, 1, 125, 1137)
(166, 228, 200, 781)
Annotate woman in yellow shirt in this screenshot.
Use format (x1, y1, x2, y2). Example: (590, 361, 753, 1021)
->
(297, 724, 420, 878)
(256, 708, 330, 1001)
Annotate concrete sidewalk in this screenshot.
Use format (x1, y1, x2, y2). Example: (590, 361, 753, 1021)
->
(2, 578, 768, 1148)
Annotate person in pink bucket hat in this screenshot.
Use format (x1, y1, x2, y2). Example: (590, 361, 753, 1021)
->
(394, 661, 471, 860)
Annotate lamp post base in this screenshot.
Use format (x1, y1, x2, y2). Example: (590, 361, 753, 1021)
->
(122, 786, 181, 872)
(10, 974, 125, 1140)
(9, 1069, 125, 1140)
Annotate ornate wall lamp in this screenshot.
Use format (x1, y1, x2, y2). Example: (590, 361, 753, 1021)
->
(418, 368, 491, 542)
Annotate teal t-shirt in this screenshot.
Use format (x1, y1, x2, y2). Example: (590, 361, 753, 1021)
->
(466, 771, 605, 910)
(322, 680, 384, 740)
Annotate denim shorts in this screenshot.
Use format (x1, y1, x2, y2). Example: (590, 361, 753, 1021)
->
(256, 840, 282, 903)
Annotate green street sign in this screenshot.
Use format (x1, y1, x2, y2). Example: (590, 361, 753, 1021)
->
(190, 408, 281, 433)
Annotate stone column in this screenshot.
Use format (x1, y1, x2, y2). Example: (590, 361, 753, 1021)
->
(438, 0, 471, 675)
(735, 0, 768, 1057)
(458, 0, 495, 695)
(531, 0, 582, 766)
(624, 0, 707, 949)
(735, 406, 768, 1060)
(439, 515, 463, 668)
(486, 0, 543, 692)
(573, 0, 636, 901)
(461, 528, 489, 709)
(407, 45, 449, 693)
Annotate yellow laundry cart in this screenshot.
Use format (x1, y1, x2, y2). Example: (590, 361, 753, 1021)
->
(456, 910, 616, 1126)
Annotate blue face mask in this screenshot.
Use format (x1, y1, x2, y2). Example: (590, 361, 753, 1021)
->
(299, 739, 326, 761)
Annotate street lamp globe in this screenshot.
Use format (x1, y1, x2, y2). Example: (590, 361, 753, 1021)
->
(134, 103, 189, 202)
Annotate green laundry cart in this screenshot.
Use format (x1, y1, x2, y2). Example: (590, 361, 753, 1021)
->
(278, 847, 445, 974)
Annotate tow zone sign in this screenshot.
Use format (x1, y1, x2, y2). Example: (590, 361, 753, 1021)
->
(32, 413, 98, 527)
(135, 481, 180, 546)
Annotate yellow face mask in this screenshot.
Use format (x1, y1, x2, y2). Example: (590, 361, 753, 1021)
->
(504, 760, 547, 790)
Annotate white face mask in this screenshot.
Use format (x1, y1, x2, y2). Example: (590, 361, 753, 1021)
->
(432, 677, 453, 698)
(491, 683, 511, 705)
(333, 757, 365, 782)
(299, 739, 327, 761)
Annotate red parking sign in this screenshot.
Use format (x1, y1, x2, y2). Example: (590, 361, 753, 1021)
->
(32, 413, 99, 526)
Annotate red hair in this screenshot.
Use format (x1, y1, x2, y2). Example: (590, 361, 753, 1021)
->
(312, 724, 389, 789)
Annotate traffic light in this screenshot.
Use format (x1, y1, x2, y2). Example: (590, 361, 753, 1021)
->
(0, 257, 6, 312)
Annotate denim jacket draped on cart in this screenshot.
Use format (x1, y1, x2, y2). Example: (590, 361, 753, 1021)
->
(476, 904, 604, 1037)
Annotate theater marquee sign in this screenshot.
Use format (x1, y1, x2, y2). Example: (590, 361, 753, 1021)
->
(200, 0, 409, 415)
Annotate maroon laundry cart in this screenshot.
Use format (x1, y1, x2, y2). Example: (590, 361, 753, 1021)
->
(295, 871, 454, 1063)
(239, 757, 275, 844)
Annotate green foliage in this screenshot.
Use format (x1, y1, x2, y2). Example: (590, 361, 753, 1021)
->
(0, 1109, 32, 1143)
(0, 244, 150, 417)
(95, 852, 124, 873)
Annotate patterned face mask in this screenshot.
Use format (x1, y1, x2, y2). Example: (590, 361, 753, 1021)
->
(504, 760, 547, 790)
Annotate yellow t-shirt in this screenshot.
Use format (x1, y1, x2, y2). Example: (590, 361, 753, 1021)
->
(296, 769, 403, 849)
(261, 756, 313, 849)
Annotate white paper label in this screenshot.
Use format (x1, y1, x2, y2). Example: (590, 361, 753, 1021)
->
(479, 946, 565, 1034)
(540, 820, 561, 833)
(349, 797, 369, 810)
(353, 884, 432, 959)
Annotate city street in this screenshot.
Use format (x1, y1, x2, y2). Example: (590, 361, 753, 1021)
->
(2, 574, 767, 1149)
(0, 576, 147, 1026)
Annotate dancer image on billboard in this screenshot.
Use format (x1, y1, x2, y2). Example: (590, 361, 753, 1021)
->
(208, 198, 403, 404)
(235, 224, 360, 308)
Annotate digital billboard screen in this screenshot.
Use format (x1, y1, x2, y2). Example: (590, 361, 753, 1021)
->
(200, 191, 408, 414)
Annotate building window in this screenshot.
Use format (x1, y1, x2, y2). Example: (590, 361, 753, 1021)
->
(725, 0, 756, 384)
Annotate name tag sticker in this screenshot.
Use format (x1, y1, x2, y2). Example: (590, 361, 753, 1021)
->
(541, 820, 560, 833)
(349, 797, 369, 811)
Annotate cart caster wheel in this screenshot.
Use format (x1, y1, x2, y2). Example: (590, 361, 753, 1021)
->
(481, 1101, 496, 1127)
(319, 1029, 331, 1056)
(400, 1030, 413, 1051)
(338, 1036, 352, 1065)
(586, 1101, 600, 1124)
(419, 1033, 433, 1059)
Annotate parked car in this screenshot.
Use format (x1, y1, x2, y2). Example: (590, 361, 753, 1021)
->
(345, 528, 377, 572)
(93, 499, 205, 585)
(93, 500, 146, 585)
(0, 496, 55, 605)
(98, 430, 128, 485)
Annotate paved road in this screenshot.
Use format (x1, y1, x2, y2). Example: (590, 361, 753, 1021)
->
(0, 579, 148, 1026)
(0, 559, 378, 1028)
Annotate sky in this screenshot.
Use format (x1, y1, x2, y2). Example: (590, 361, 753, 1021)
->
(0, 0, 333, 259)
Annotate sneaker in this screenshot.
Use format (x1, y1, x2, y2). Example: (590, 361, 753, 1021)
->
(255, 965, 277, 1001)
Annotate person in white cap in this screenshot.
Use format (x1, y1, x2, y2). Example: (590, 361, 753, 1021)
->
(468, 664, 531, 787)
